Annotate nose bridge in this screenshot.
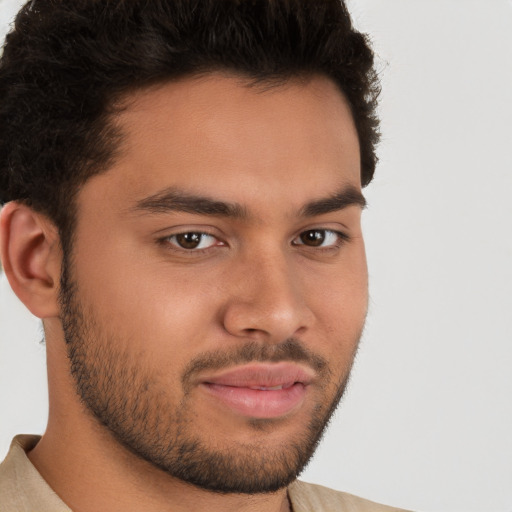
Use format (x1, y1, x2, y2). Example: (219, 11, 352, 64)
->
(222, 247, 310, 340)
(252, 250, 298, 314)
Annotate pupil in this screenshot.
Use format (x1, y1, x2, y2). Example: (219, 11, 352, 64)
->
(301, 230, 324, 246)
(177, 232, 201, 249)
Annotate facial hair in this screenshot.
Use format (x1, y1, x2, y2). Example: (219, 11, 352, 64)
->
(59, 261, 359, 494)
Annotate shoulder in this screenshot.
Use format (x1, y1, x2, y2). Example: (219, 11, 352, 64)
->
(0, 435, 70, 512)
(288, 480, 413, 512)
(0, 435, 38, 509)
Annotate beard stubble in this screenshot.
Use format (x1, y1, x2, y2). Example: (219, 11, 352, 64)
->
(59, 261, 359, 494)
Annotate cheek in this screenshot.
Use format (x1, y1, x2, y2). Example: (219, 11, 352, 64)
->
(309, 243, 368, 316)
(70, 232, 220, 362)
(304, 246, 368, 355)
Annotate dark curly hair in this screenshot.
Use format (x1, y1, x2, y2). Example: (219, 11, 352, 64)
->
(0, 0, 380, 248)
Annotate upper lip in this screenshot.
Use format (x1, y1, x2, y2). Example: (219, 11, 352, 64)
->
(200, 362, 315, 388)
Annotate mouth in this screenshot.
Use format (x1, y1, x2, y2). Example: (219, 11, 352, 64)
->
(200, 363, 314, 419)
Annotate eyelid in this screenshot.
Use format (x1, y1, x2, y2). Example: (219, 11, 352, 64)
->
(157, 228, 226, 253)
(153, 223, 224, 237)
(155, 226, 350, 255)
(292, 228, 350, 249)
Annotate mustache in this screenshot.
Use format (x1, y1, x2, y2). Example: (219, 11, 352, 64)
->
(181, 338, 329, 386)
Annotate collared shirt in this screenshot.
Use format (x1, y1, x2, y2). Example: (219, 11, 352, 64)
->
(0, 435, 411, 512)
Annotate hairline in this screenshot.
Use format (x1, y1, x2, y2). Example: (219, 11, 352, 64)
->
(42, 70, 360, 260)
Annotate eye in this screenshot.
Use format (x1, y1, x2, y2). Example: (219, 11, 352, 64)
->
(165, 232, 220, 250)
(292, 229, 346, 248)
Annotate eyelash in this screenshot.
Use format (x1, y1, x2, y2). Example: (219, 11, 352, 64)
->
(157, 231, 223, 256)
(159, 229, 349, 254)
(291, 229, 349, 250)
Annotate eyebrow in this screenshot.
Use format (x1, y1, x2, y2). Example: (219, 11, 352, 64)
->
(132, 187, 248, 218)
(300, 185, 366, 217)
(131, 184, 366, 219)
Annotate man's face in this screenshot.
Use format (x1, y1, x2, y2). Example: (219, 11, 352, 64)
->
(60, 74, 368, 493)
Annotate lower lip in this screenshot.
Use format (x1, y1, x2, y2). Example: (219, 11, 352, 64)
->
(202, 382, 307, 419)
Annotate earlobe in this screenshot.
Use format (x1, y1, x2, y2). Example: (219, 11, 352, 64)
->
(0, 202, 62, 318)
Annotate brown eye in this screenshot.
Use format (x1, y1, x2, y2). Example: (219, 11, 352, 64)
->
(293, 229, 346, 249)
(299, 230, 326, 247)
(167, 232, 218, 250)
(175, 232, 202, 249)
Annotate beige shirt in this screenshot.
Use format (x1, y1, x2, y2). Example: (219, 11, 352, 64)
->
(0, 436, 411, 512)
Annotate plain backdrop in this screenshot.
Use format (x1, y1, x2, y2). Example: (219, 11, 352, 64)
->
(1, 1, 511, 511)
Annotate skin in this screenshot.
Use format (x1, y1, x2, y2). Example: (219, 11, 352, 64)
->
(0, 73, 368, 512)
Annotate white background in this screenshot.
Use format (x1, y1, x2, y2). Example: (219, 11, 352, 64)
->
(1, 1, 511, 511)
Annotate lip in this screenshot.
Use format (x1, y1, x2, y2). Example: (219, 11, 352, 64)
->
(200, 363, 314, 419)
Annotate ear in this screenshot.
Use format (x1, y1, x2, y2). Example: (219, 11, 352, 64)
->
(0, 202, 62, 318)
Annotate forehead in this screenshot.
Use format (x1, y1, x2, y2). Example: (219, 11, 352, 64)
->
(79, 73, 361, 216)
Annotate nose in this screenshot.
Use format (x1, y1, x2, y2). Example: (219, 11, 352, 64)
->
(221, 252, 314, 342)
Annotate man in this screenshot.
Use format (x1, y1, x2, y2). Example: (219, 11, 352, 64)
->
(0, 1, 409, 510)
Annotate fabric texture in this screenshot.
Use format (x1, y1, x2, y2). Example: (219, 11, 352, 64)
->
(0, 436, 70, 512)
(288, 481, 411, 512)
(1, 435, 411, 511)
